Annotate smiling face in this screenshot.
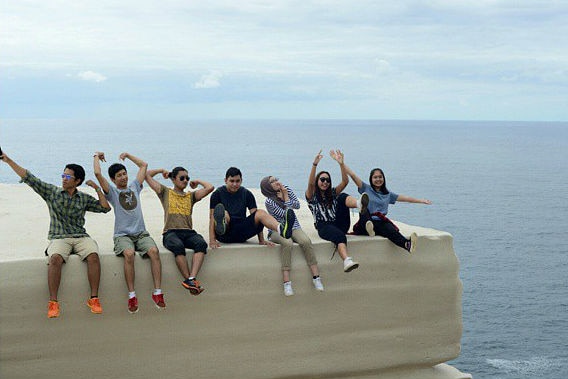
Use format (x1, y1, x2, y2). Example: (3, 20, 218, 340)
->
(317, 173, 331, 191)
(111, 169, 128, 189)
(269, 176, 280, 191)
(370, 169, 385, 191)
(225, 174, 242, 193)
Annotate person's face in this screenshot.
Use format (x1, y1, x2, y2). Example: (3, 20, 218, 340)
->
(317, 174, 331, 191)
(371, 170, 384, 189)
(225, 175, 242, 193)
(269, 176, 280, 191)
(173, 171, 190, 190)
(112, 169, 128, 189)
(61, 168, 80, 190)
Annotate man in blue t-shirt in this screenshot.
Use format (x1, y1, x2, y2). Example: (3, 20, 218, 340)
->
(93, 151, 165, 314)
(208, 167, 295, 248)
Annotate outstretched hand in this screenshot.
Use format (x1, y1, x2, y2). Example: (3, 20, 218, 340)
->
(329, 149, 344, 164)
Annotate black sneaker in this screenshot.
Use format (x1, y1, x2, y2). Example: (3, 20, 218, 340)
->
(213, 203, 226, 236)
(279, 209, 295, 239)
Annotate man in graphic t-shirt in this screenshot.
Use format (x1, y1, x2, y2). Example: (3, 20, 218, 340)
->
(93, 151, 165, 314)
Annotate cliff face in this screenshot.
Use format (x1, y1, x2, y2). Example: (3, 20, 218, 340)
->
(0, 231, 471, 379)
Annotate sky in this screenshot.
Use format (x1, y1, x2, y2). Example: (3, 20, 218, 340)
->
(1, 0, 567, 121)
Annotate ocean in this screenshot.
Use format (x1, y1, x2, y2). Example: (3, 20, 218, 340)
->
(1, 119, 567, 378)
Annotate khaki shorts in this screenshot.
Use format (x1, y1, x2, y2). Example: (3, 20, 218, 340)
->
(113, 231, 157, 256)
(46, 237, 99, 262)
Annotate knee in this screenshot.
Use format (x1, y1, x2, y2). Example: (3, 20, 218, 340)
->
(194, 241, 208, 253)
(86, 253, 100, 264)
(49, 254, 64, 267)
(123, 250, 135, 263)
(147, 248, 161, 261)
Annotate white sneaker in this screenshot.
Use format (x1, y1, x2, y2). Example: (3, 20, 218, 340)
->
(409, 232, 418, 254)
(365, 220, 375, 236)
(283, 281, 294, 296)
(312, 277, 324, 291)
(357, 193, 369, 214)
(343, 257, 359, 272)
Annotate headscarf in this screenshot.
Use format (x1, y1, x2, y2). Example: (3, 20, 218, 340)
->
(260, 176, 286, 209)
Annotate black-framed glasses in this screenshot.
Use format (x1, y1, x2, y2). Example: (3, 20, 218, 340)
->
(178, 175, 190, 181)
(319, 177, 331, 183)
(61, 173, 75, 180)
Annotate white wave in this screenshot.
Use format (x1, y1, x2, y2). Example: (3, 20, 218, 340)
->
(486, 357, 564, 375)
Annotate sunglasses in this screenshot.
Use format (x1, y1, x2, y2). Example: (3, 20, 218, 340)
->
(178, 175, 190, 181)
(61, 174, 75, 180)
(319, 177, 331, 183)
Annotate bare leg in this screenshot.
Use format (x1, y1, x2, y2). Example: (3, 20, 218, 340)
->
(254, 209, 280, 230)
(309, 264, 320, 277)
(283, 270, 291, 282)
(175, 255, 191, 279)
(85, 253, 101, 297)
(345, 195, 358, 209)
(146, 248, 162, 289)
(337, 243, 349, 260)
(123, 250, 136, 292)
(47, 254, 64, 301)
(189, 252, 205, 278)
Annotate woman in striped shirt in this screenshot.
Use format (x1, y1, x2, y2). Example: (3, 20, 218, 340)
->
(260, 176, 324, 296)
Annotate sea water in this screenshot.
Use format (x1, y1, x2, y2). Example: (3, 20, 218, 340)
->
(1, 119, 567, 379)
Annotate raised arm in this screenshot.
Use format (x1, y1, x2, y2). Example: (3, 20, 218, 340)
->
(343, 163, 363, 189)
(120, 152, 147, 185)
(396, 195, 432, 205)
(85, 179, 111, 209)
(305, 150, 323, 199)
(93, 152, 111, 194)
(190, 179, 214, 202)
(0, 152, 27, 179)
(330, 149, 349, 193)
(145, 168, 168, 193)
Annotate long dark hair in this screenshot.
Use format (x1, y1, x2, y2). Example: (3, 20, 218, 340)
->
(369, 168, 389, 194)
(315, 170, 334, 208)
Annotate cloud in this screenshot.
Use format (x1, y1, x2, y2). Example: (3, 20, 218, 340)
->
(77, 71, 107, 83)
(193, 71, 223, 89)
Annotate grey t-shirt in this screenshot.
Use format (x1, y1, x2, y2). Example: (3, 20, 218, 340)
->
(106, 181, 147, 237)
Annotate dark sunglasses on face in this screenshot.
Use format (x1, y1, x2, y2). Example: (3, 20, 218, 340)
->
(178, 175, 190, 181)
(319, 177, 331, 183)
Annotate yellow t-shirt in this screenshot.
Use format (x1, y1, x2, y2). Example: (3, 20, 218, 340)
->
(157, 184, 197, 233)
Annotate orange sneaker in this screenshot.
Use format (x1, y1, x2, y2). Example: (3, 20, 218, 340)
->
(47, 300, 60, 318)
(87, 297, 103, 314)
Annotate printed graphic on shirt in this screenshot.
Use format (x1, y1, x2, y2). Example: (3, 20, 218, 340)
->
(168, 191, 193, 216)
(119, 189, 138, 211)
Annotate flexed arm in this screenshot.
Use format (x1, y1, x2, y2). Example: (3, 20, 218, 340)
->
(305, 150, 323, 199)
(93, 152, 111, 194)
(120, 152, 147, 185)
(146, 168, 169, 193)
(190, 179, 214, 202)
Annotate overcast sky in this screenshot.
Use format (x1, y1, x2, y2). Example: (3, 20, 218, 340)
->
(2, 1, 567, 121)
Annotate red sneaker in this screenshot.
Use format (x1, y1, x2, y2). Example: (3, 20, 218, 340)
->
(152, 293, 166, 309)
(128, 296, 139, 314)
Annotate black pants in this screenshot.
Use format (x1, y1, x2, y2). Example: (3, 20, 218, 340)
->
(316, 193, 351, 246)
(353, 212, 408, 250)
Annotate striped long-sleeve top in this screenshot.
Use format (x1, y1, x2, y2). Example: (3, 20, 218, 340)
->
(264, 184, 302, 232)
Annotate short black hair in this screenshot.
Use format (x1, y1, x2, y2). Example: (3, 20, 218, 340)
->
(65, 163, 85, 185)
(108, 163, 127, 179)
(225, 167, 242, 179)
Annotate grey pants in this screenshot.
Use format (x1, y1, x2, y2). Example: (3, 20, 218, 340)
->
(269, 228, 317, 271)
